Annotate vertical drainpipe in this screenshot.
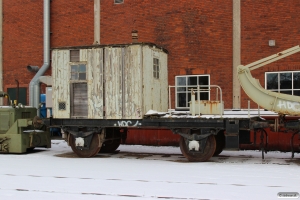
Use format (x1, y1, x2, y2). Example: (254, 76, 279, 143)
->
(94, 0, 100, 44)
(29, 0, 50, 114)
(232, 0, 241, 109)
(0, 0, 3, 106)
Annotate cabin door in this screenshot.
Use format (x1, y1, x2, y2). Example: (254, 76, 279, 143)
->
(71, 83, 88, 118)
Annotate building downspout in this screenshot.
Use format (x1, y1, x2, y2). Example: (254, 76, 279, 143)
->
(232, 0, 241, 109)
(29, 0, 50, 113)
(94, 0, 100, 44)
(0, 0, 3, 106)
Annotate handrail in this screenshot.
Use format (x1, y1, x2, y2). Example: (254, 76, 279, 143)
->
(168, 85, 223, 116)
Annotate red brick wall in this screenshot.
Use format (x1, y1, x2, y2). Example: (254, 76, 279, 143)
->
(50, 0, 94, 47)
(2, 0, 94, 103)
(101, 0, 234, 108)
(2, 0, 300, 109)
(241, 0, 300, 108)
(3, 0, 43, 94)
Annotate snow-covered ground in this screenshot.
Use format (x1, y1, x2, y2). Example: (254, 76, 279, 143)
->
(0, 140, 299, 200)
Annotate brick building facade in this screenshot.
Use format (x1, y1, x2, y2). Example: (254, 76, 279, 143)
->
(1, 0, 300, 109)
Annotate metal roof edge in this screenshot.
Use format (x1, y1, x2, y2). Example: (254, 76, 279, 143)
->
(51, 42, 169, 54)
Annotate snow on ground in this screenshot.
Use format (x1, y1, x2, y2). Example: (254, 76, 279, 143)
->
(0, 140, 299, 200)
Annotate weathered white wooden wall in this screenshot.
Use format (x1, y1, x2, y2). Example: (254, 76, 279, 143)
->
(52, 50, 70, 118)
(87, 48, 103, 119)
(105, 47, 124, 119)
(52, 44, 168, 119)
(123, 45, 143, 118)
(142, 46, 168, 113)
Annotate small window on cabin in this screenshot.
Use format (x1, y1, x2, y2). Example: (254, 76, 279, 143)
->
(114, 0, 124, 4)
(153, 58, 159, 79)
(70, 50, 79, 62)
(71, 64, 86, 80)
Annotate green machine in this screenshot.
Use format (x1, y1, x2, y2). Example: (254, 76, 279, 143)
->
(0, 91, 51, 153)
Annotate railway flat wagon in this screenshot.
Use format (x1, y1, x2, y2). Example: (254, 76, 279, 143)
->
(47, 43, 271, 162)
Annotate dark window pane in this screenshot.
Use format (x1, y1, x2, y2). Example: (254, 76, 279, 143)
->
(199, 76, 209, 85)
(79, 73, 86, 80)
(280, 90, 292, 95)
(177, 87, 186, 92)
(293, 73, 300, 89)
(188, 77, 197, 86)
(293, 90, 300, 96)
(266, 73, 278, 89)
(71, 65, 78, 72)
(188, 77, 197, 91)
(178, 93, 187, 107)
(71, 73, 77, 80)
(79, 64, 86, 72)
(177, 77, 186, 86)
(200, 92, 209, 100)
(7, 87, 27, 105)
(188, 93, 191, 103)
(280, 73, 292, 89)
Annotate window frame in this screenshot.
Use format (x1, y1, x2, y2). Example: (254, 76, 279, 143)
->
(265, 71, 300, 96)
(70, 62, 87, 82)
(153, 58, 159, 79)
(175, 75, 210, 110)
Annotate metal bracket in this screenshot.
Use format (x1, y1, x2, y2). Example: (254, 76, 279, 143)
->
(172, 128, 213, 154)
(172, 128, 213, 141)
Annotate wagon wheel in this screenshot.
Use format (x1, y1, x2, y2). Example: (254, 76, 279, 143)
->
(213, 131, 225, 156)
(99, 139, 121, 153)
(70, 133, 101, 158)
(179, 135, 216, 162)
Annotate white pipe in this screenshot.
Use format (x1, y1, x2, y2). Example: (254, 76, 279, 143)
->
(248, 100, 250, 118)
(197, 85, 200, 115)
(29, 0, 50, 114)
(191, 89, 195, 116)
(233, 0, 241, 109)
(94, 0, 100, 44)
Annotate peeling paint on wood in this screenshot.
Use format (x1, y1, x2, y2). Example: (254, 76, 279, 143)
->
(52, 50, 70, 118)
(52, 44, 168, 120)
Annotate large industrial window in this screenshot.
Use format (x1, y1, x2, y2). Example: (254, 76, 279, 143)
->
(153, 58, 159, 79)
(265, 71, 300, 96)
(7, 87, 27, 105)
(71, 64, 86, 80)
(175, 75, 210, 109)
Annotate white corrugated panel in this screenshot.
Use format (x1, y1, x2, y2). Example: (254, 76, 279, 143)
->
(52, 50, 70, 118)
